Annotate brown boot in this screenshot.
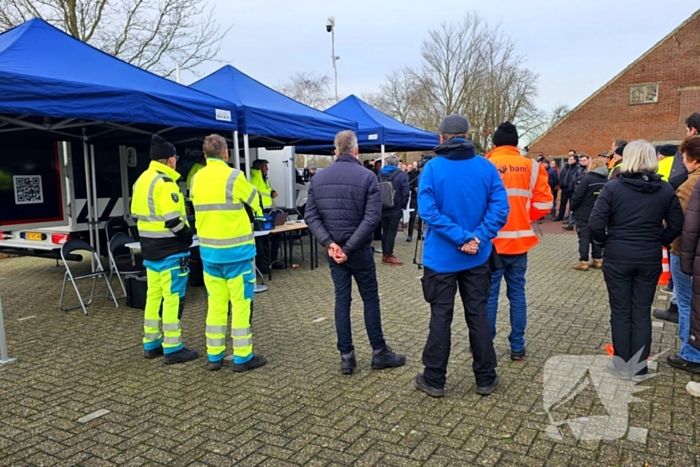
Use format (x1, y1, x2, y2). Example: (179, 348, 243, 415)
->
(573, 261, 589, 271)
(382, 254, 404, 265)
(590, 259, 603, 269)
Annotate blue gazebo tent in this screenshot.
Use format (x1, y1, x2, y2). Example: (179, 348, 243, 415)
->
(296, 95, 439, 155)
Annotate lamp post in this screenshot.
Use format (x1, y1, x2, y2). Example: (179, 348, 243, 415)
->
(326, 16, 339, 102)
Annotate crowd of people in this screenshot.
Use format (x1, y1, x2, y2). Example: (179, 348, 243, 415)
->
(534, 113, 700, 397)
(130, 111, 700, 400)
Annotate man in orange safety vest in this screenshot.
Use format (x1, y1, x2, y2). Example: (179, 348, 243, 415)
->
(485, 122, 553, 361)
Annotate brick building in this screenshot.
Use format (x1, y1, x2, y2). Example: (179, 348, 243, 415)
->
(529, 9, 700, 158)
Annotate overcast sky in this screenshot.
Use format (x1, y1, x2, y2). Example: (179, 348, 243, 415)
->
(184, 1, 699, 113)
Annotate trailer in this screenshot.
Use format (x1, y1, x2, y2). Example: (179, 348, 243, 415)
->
(0, 133, 206, 261)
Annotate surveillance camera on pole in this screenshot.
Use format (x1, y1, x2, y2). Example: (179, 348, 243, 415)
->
(326, 16, 339, 102)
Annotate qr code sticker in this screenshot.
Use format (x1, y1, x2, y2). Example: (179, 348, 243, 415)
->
(13, 175, 44, 205)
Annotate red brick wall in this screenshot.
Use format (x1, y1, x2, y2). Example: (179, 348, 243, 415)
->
(530, 15, 700, 158)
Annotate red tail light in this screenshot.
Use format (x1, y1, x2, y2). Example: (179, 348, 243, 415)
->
(51, 233, 71, 245)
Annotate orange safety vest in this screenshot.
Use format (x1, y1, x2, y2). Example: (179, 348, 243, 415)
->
(485, 146, 554, 255)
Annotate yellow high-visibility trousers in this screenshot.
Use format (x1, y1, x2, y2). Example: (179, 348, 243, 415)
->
(142, 254, 189, 354)
(203, 260, 255, 364)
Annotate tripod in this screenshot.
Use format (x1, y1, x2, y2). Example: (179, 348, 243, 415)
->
(412, 215, 426, 269)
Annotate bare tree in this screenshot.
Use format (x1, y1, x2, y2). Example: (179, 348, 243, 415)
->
(0, 0, 228, 78)
(277, 72, 334, 110)
(518, 103, 571, 147)
(375, 12, 539, 150)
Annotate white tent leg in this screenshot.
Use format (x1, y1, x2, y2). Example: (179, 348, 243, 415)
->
(381, 144, 385, 160)
(0, 295, 17, 364)
(244, 134, 251, 180)
(90, 144, 101, 264)
(233, 131, 240, 170)
(82, 131, 96, 272)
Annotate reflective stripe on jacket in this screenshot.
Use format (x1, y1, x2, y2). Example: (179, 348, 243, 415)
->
(250, 168, 274, 209)
(486, 146, 553, 255)
(131, 161, 191, 261)
(191, 157, 263, 264)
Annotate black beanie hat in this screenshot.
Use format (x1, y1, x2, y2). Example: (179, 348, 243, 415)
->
(615, 144, 626, 157)
(492, 121, 519, 147)
(658, 144, 678, 157)
(150, 134, 176, 160)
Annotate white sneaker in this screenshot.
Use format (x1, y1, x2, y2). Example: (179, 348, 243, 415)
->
(686, 381, 700, 398)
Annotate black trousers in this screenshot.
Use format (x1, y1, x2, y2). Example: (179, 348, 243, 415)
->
(373, 222, 382, 241)
(550, 189, 558, 215)
(381, 214, 401, 256)
(575, 220, 602, 261)
(407, 209, 417, 238)
(421, 264, 497, 388)
(557, 190, 574, 219)
(603, 261, 661, 374)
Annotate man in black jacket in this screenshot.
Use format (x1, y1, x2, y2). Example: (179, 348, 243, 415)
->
(305, 130, 406, 375)
(379, 155, 410, 265)
(406, 165, 420, 242)
(554, 152, 579, 222)
(570, 159, 608, 270)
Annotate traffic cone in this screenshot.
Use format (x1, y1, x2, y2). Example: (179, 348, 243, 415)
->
(658, 248, 670, 286)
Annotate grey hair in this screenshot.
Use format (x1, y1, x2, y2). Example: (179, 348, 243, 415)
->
(202, 134, 227, 157)
(334, 130, 358, 155)
(385, 155, 399, 167)
(621, 140, 659, 174)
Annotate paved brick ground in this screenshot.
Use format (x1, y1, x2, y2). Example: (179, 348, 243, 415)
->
(0, 232, 697, 466)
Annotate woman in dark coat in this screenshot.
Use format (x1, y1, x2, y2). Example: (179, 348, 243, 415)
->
(589, 140, 684, 380)
(679, 136, 700, 398)
(569, 158, 609, 271)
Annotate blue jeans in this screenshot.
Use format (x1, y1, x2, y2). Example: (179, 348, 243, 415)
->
(487, 253, 527, 353)
(670, 254, 700, 363)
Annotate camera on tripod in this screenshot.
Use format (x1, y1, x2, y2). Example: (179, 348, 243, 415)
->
(417, 153, 433, 169)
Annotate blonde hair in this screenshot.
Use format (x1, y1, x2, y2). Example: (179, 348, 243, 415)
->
(588, 159, 607, 171)
(202, 134, 227, 157)
(621, 140, 658, 174)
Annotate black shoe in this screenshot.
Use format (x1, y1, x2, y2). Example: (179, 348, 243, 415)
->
(511, 349, 526, 361)
(552, 217, 563, 222)
(653, 304, 679, 324)
(163, 347, 199, 365)
(371, 346, 406, 369)
(667, 354, 700, 374)
(406, 236, 412, 243)
(208, 359, 223, 371)
(232, 354, 267, 372)
(476, 375, 500, 396)
(414, 373, 444, 398)
(661, 285, 674, 294)
(144, 346, 163, 359)
(341, 352, 356, 375)
(271, 261, 286, 270)
(562, 225, 574, 231)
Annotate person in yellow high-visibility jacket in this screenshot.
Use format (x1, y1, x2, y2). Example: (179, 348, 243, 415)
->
(186, 155, 206, 198)
(656, 144, 678, 181)
(131, 134, 199, 365)
(191, 134, 267, 372)
(250, 159, 276, 209)
(250, 159, 284, 271)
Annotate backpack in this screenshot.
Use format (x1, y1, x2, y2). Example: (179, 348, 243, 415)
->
(379, 171, 401, 209)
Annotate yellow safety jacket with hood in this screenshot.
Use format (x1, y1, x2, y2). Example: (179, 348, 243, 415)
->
(250, 168, 274, 209)
(131, 161, 193, 261)
(191, 158, 263, 264)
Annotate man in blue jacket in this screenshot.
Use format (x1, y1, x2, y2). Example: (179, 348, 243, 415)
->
(414, 114, 509, 397)
(379, 155, 410, 265)
(305, 130, 406, 375)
